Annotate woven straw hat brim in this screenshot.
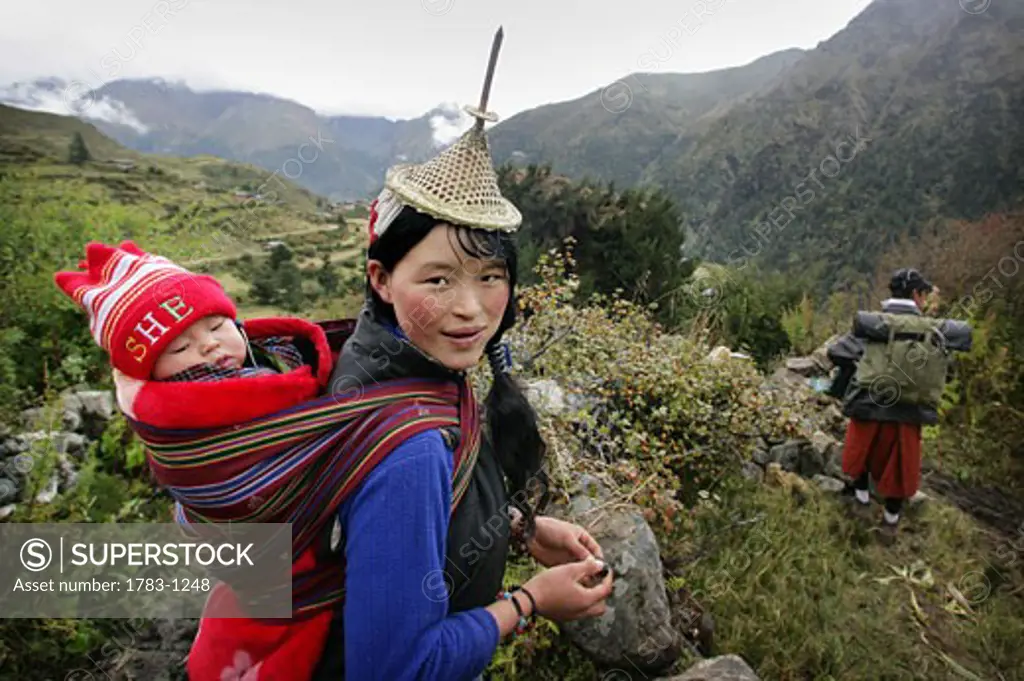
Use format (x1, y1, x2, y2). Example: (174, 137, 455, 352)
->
(382, 128, 523, 233)
(385, 165, 522, 232)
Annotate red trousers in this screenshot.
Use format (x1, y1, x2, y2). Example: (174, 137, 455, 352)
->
(842, 418, 923, 499)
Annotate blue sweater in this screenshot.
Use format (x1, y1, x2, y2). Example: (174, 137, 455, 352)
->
(337, 429, 500, 680)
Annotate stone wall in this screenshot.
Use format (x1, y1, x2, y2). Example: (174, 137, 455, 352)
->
(0, 389, 114, 519)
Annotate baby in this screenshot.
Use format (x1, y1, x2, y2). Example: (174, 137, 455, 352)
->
(55, 240, 337, 430)
(55, 240, 315, 388)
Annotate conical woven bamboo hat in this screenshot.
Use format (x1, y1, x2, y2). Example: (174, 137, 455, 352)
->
(382, 119, 521, 232)
(372, 27, 522, 236)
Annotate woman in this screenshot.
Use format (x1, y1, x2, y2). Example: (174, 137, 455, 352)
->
(306, 94, 614, 677)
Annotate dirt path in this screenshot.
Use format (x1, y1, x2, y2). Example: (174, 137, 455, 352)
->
(922, 465, 1024, 539)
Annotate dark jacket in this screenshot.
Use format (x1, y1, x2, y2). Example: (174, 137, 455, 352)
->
(826, 298, 971, 426)
(310, 305, 511, 679)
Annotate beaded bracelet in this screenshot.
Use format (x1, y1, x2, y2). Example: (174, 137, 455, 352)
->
(497, 589, 536, 638)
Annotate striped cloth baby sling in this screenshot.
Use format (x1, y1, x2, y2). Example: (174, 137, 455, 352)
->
(116, 316, 482, 618)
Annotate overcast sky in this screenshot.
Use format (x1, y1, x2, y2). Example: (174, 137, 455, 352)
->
(0, 0, 874, 120)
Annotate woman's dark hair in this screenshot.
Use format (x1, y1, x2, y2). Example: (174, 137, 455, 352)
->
(367, 206, 549, 538)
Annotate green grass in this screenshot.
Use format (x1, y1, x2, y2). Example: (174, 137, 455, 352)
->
(665, 483, 1024, 681)
(480, 477, 1023, 681)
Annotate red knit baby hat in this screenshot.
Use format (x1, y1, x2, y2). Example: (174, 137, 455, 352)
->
(54, 240, 237, 380)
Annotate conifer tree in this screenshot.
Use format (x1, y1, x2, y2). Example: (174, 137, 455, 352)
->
(68, 132, 90, 165)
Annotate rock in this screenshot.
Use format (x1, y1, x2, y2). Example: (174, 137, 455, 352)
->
(565, 389, 600, 413)
(825, 443, 846, 479)
(741, 461, 764, 483)
(813, 474, 846, 493)
(810, 335, 840, 372)
(785, 357, 820, 377)
(706, 346, 750, 363)
(524, 379, 566, 415)
(19, 407, 46, 429)
(707, 346, 733, 363)
(561, 502, 680, 673)
(568, 473, 614, 513)
(0, 504, 15, 520)
(64, 390, 115, 420)
(827, 403, 844, 421)
(8, 453, 35, 476)
(34, 475, 60, 505)
(769, 440, 802, 472)
(64, 390, 115, 438)
(57, 454, 79, 492)
(657, 653, 761, 680)
(62, 408, 84, 433)
(11, 432, 48, 451)
(797, 442, 825, 478)
(2, 436, 29, 455)
(810, 430, 836, 458)
(765, 462, 812, 499)
(5, 431, 87, 458)
(0, 476, 18, 504)
(52, 432, 88, 458)
(769, 367, 807, 388)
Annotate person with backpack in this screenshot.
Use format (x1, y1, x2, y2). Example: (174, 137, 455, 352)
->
(827, 268, 971, 542)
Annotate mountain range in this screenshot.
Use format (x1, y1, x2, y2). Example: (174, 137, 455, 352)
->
(0, 76, 474, 203)
(2, 0, 1022, 284)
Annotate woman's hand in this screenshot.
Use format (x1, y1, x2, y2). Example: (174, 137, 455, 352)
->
(521, 557, 613, 622)
(525, 515, 604, 568)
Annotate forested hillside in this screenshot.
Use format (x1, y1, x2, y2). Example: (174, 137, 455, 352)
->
(658, 0, 1024, 286)
(489, 0, 1024, 289)
(487, 49, 806, 189)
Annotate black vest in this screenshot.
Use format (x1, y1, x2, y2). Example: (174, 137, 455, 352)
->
(310, 306, 511, 679)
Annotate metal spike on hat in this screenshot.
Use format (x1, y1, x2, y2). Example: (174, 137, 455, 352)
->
(370, 27, 522, 240)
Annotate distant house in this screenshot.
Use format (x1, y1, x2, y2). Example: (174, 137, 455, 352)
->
(99, 158, 136, 171)
(232, 190, 265, 201)
(262, 240, 286, 250)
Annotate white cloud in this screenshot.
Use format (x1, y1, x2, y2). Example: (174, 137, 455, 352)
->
(428, 101, 474, 147)
(0, 79, 149, 132)
(0, 0, 874, 120)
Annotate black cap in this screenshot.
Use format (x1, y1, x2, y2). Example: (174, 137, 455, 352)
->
(889, 268, 933, 296)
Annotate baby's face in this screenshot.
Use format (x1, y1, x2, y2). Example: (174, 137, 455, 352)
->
(151, 315, 247, 380)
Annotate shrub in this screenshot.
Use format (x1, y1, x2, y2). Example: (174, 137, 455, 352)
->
(506, 245, 810, 512)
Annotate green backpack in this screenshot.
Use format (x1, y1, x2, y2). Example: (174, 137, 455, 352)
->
(855, 312, 950, 409)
